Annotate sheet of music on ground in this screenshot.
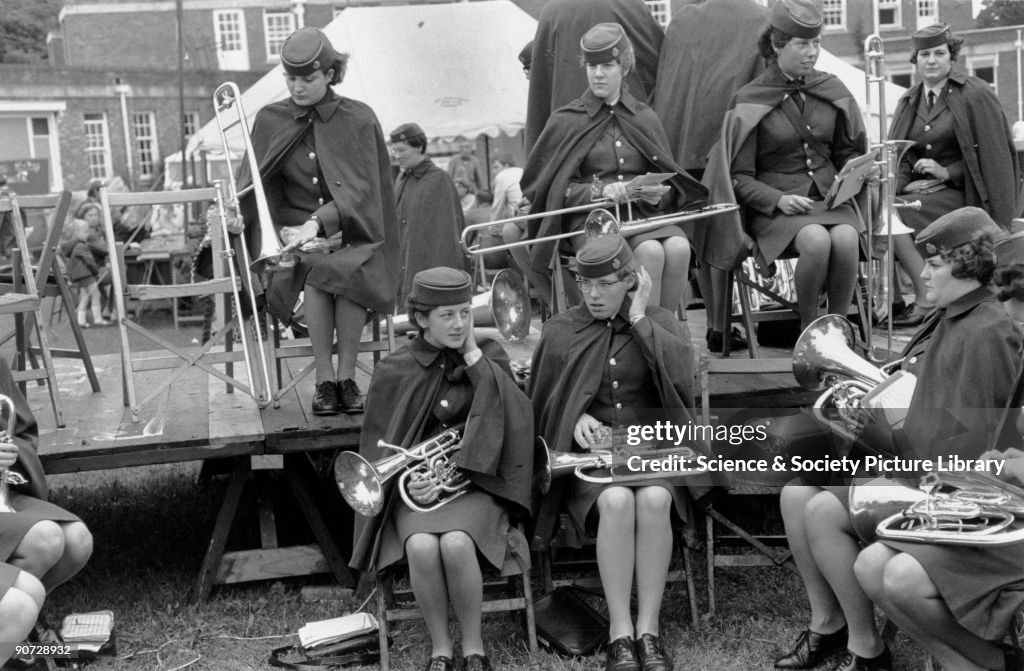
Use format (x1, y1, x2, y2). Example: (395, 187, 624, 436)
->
(60, 610, 114, 652)
(298, 612, 378, 650)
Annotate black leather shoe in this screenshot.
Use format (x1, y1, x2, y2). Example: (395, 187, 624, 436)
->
(311, 380, 339, 415)
(635, 633, 674, 671)
(422, 656, 455, 671)
(774, 626, 848, 669)
(463, 654, 493, 671)
(827, 646, 892, 671)
(706, 327, 748, 354)
(606, 636, 640, 671)
(338, 378, 364, 414)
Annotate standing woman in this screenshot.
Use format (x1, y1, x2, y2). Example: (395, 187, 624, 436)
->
(237, 27, 399, 416)
(703, 0, 868, 331)
(887, 23, 1021, 328)
(521, 22, 707, 315)
(349, 268, 534, 671)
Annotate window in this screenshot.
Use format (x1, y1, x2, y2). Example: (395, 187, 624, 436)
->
(889, 71, 913, 89)
(131, 112, 159, 180)
(263, 10, 295, 62)
(878, 0, 901, 29)
(644, 0, 671, 28)
(969, 55, 998, 93)
(213, 9, 248, 70)
(83, 113, 112, 180)
(183, 111, 200, 139)
(821, 0, 846, 30)
(916, 0, 939, 28)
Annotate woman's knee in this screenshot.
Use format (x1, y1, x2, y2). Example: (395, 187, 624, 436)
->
(828, 225, 860, 256)
(634, 486, 672, 518)
(0, 587, 40, 633)
(854, 543, 893, 600)
(17, 522, 66, 569)
(597, 487, 636, 517)
(61, 522, 94, 566)
(662, 236, 691, 263)
(12, 571, 44, 609)
(438, 530, 475, 559)
(405, 533, 441, 563)
(502, 223, 522, 244)
(882, 552, 936, 605)
(795, 225, 831, 257)
(804, 490, 850, 534)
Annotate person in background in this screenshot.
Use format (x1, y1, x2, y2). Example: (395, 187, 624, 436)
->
(62, 219, 112, 328)
(464, 191, 510, 273)
(456, 179, 478, 214)
(519, 40, 533, 79)
(446, 141, 486, 195)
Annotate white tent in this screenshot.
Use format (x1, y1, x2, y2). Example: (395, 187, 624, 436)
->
(181, 0, 536, 169)
(816, 48, 907, 143)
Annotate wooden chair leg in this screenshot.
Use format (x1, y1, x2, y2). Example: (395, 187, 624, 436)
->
(376, 572, 391, 671)
(191, 457, 249, 604)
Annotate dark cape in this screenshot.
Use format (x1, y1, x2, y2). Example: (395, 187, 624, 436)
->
(350, 337, 535, 574)
(237, 90, 399, 316)
(890, 72, 1022, 228)
(0, 357, 47, 501)
(520, 88, 708, 276)
(524, 0, 663, 154)
(699, 66, 868, 270)
(651, 0, 768, 171)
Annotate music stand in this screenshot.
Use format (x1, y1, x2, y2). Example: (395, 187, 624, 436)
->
(825, 150, 878, 209)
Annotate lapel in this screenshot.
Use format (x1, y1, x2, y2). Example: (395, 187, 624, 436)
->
(924, 87, 949, 123)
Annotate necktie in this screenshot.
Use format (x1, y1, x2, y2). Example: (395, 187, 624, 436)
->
(927, 90, 935, 111)
(788, 79, 805, 112)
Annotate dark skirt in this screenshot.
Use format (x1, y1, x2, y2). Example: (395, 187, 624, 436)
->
(0, 562, 18, 597)
(264, 247, 373, 325)
(564, 478, 689, 550)
(0, 493, 81, 561)
(750, 200, 861, 266)
(896, 187, 966, 233)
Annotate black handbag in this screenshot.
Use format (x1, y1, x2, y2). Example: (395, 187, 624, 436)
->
(268, 631, 382, 670)
(533, 587, 609, 657)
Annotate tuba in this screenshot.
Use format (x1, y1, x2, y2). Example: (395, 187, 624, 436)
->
(334, 427, 467, 516)
(849, 471, 1024, 546)
(0, 394, 27, 514)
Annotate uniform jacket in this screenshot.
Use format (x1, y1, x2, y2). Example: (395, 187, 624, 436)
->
(890, 72, 1022, 228)
(699, 63, 867, 270)
(350, 336, 535, 573)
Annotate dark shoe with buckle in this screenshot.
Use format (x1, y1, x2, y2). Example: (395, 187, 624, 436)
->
(999, 643, 1024, 671)
(635, 633, 673, 671)
(463, 654, 493, 671)
(422, 656, 455, 671)
(774, 626, 848, 669)
(338, 378, 364, 414)
(311, 380, 339, 415)
(706, 327, 748, 354)
(606, 636, 640, 671)
(827, 645, 892, 671)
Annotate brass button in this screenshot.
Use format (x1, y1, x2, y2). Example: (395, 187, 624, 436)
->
(924, 124, 931, 132)
(312, 177, 319, 185)
(318, 197, 325, 205)
(619, 158, 625, 164)
(440, 399, 449, 408)
(615, 141, 622, 147)
(925, 144, 933, 151)
(909, 356, 917, 365)
(806, 159, 813, 167)
(652, 155, 658, 161)
(308, 151, 316, 160)
(808, 171, 814, 177)
(615, 402, 622, 409)
(803, 143, 809, 149)
(609, 357, 617, 366)
(612, 381, 620, 390)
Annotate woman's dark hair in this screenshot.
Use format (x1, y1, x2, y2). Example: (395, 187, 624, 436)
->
(939, 234, 996, 284)
(910, 35, 964, 64)
(758, 26, 795, 60)
(404, 134, 428, 154)
(994, 264, 1024, 302)
(407, 298, 436, 335)
(326, 53, 350, 85)
(76, 201, 102, 219)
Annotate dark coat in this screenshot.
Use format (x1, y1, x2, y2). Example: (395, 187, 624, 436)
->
(64, 240, 99, 283)
(237, 90, 399, 315)
(700, 64, 867, 270)
(521, 88, 708, 275)
(394, 158, 466, 306)
(0, 358, 47, 501)
(524, 0, 663, 154)
(651, 0, 767, 172)
(350, 336, 535, 573)
(890, 72, 1022, 228)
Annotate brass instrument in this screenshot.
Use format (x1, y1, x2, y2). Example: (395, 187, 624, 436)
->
(334, 427, 466, 516)
(460, 204, 739, 255)
(849, 471, 1024, 546)
(547, 445, 706, 485)
(0, 394, 27, 514)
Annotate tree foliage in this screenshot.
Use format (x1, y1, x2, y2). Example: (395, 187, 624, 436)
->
(0, 0, 61, 63)
(977, 0, 1024, 29)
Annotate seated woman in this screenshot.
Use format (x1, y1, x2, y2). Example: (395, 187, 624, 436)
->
(348, 268, 534, 671)
(0, 356, 94, 645)
(776, 208, 1021, 671)
(530, 235, 715, 671)
(887, 23, 1020, 328)
(703, 0, 868, 331)
(519, 22, 707, 316)
(850, 230, 1024, 671)
(0, 563, 44, 668)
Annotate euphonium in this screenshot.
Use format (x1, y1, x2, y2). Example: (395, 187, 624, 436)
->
(546, 445, 705, 485)
(0, 394, 27, 514)
(334, 427, 466, 516)
(793, 315, 888, 408)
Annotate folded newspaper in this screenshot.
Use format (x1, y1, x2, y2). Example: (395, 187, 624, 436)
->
(298, 612, 378, 651)
(60, 610, 114, 653)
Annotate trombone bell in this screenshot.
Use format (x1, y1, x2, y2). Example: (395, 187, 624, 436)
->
(583, 208, 620, 238)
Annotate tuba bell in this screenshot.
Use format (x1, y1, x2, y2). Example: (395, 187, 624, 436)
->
(0, 394, 27, 514)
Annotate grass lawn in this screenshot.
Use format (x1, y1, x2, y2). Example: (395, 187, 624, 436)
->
(39, 464, 930, 670)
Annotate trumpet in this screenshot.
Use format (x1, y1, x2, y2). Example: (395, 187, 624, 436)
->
(334, 427, 466, 516)
(547, 445, 706, 485)
(0, 394, 27, 514)
(460, 203, 739, 255)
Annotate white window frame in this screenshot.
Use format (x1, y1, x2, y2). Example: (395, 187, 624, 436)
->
(263, 10, 295, 62)
(214, 9, 249, 70)
(643, 0, 671, 28)
(878, 0, 902, 30)
(131, 112, 159, 180)
(83, 113, 112, 181)
(821, 0, 846, 31)
(968, 54, 998, 94)
(916, 0, 939, 29)
(183, 111, 200, 139)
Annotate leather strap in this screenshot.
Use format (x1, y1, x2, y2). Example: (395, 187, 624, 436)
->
(778, 97, 836, 172)
(268, 645, 380, 670)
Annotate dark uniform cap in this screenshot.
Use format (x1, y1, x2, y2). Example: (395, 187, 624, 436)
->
(389, 122, 426, 144)
(915, 206, 1000, 257)
(769, 0, 823, 39)
(912, 23, 952, 52)
(580, 23, 629, 65)
(519, 40, 533, 69)
(575, 235, 633, 279)
(995, 231, 1024, 269)
(281, 27, 338, 77)
(409, 267, 473, 306)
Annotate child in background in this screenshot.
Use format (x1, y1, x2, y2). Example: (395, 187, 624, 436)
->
(62, 219, 111, 328)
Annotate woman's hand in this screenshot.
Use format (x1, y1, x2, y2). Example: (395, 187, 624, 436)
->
(573, 413, 602, 450)
(515, 197, 532, 216)
(406, 471, 440, 506)
(280, 220, 319, 253)
(0, 440, 17, 470)
(777, 194, 814, 216)
(629, 265, 652, 322)
(912, 158, 949, 182)
(978, 448, 1024, 485)
(459, 308, 479, 356)
(601, 181, 630, 204)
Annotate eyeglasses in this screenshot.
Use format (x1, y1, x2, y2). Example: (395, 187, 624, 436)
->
(575, 278, 624, 292)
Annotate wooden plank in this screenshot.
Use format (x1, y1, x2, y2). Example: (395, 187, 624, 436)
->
(213, 544, 329, 584)
(107, 188, 218, 208)
(207, 367, 264, 447)
(192, 458, 248, 603)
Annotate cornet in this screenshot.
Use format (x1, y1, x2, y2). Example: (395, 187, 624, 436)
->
(0, 394, 27, 514)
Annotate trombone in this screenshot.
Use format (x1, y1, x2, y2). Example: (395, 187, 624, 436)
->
(862, 35, 921, 362)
